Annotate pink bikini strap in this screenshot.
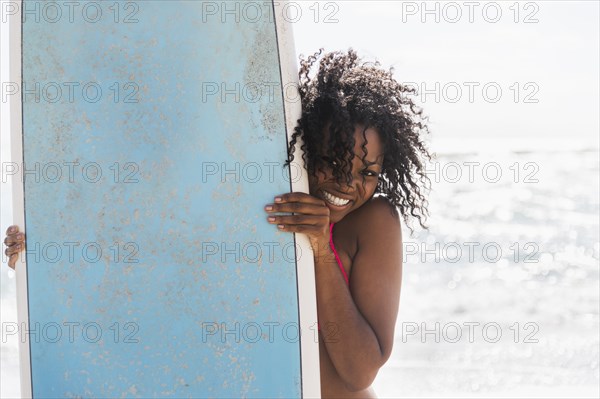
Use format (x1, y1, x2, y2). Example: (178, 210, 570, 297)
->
(329, 222, 349, 285)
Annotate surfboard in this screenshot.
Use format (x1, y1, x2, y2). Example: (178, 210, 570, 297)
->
(7, 0, 320, 397)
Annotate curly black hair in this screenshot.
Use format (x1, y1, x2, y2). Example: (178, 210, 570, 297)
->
(284, 48, 432, 230)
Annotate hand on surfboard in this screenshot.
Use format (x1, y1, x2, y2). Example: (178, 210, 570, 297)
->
(4, 225, 25, 270)
(265, 192, 331, 255)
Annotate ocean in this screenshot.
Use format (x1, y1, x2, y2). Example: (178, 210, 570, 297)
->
(372, 137, 600, 398)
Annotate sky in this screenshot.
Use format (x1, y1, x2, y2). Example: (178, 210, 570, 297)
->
(289, 1, 599, 142)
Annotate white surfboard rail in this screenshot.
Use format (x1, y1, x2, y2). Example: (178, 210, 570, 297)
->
(273, 1, 322, 397)
(6, 0, 33, 397)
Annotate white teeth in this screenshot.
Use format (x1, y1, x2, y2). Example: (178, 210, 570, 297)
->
(323, 190, 350, 206)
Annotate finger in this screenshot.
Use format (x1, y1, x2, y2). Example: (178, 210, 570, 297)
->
(265, 202, 329, 216)
(5, 225, 19, 236)
(4, 233, 24, 245)
(268, 214, 327, 226)
(8, 253, 18, 269)
(276, 224, 323, 234)
(276, 192, 325, 205)
(5, 243, 23, 256)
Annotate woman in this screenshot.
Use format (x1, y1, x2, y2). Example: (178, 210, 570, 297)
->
(4, 49, 431, 398)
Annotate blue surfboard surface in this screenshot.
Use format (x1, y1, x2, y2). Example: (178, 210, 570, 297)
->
(17, 1, 313, 397)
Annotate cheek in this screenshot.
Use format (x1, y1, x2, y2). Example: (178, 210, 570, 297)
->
(360, 179, 379, 200)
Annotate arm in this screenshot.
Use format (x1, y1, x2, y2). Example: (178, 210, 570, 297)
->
(264, 194, 403, 391)
(314, 198, 403, 391)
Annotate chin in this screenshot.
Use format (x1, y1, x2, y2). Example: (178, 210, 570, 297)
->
(331, 214, 347, 223)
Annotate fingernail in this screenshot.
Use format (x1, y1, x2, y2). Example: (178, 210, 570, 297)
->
(277, 224, 285, 229)
(274, 197, 282, 202)
(268, 217, 275, 222)
(264, 205, 273, 211)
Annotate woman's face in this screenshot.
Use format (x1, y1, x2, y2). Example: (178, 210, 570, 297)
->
(308, 124, 384, 223)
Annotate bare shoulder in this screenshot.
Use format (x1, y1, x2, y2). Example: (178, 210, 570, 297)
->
(346, 196, 402, 242)
(333, 196, 402, 264)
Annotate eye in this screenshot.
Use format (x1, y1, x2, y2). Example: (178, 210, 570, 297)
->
(362, 170, 379, 177)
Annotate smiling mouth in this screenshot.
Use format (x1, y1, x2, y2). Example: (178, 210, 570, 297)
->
(320, 189, 353, 208)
